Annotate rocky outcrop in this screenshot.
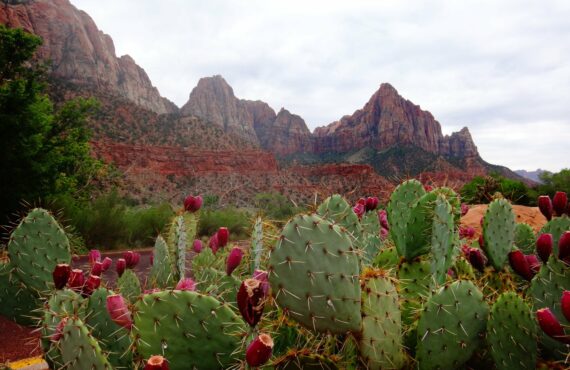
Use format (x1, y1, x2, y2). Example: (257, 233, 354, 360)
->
(0, 0, 177, 114)
(313, 83, 478, 159)
(255, 108, 313, 156)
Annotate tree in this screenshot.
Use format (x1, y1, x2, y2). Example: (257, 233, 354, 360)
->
(0, 25, 104, 222)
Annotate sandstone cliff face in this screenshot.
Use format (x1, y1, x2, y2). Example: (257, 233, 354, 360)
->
(313, 83, 478, 159)
(256, 108, 313, 156)
(0, 0, 177, 114)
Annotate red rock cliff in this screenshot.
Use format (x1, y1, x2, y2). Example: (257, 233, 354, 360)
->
(0, 0, 177, 114)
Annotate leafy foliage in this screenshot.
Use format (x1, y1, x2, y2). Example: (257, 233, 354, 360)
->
(460, 174, 531, 204)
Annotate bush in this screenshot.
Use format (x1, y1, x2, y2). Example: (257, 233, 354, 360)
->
(254, 192, 301, 220)
(198, 207, 251, 240)
(460, 174, 532, 205)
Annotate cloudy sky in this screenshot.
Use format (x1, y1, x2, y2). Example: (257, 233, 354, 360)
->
(71, 0, 570, 172)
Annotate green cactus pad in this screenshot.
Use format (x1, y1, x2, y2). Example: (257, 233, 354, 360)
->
(361, 210, 383, 263)
(452, 257, 476, 281)
(514, 223, 536, 254)
(274, 353, 339, 370)
(528, 255, 570, 360)
(251, 216, 264, 273)
(387, 180, 426, 257)
(360, 272, 405, 369)
(415, 280, 489, 370)
(398, 260, 433, 326)
(116, 269, 141, 303)
(0, 272, 41, 326)
(149, 235, 174, 288)
(59, 317, 112, 369)
(538, 215, 570, 255)
(86, 288, 132, 368)
(373, 245, 400, 270)
(430, 195, 455, 284)
(487, 292, 537, 370)
(7, 208, 71, 292)
(132, 290, 246, 370)
(317, 194, 362, 243)
(269, 213, 361, 334)
(482, 199, 516, 270)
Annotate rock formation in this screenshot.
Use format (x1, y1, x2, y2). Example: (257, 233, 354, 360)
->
(0, 0, 176, 114)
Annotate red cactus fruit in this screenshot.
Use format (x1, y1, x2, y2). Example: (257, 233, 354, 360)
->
(193, 239, 203, 253)
(536, 233, 553, 263)
(52, 264, 71, 290)
(468, 248, 487, 272)
(123, 251, 140, 269)
(82, 274, 101, 297)
(380, 227, 389, 240)
(88, 249, 101, 265)
(553, 191, 568, 217)
(536, 308, 569, 344)
(144, 355, 169, 370)
(459, 226, 475, 239)
(252, 269, 270, 296)
(246, 333, 274, 367)
(101, 257, 112, 272)
(508, 250, 535, 281)
(106, 294, 132, 330)
(226, 247, 244, 276)
(217, 227, 229, 248)
(559, 231, 570, 263)
(51, 317, 68, 342)
(68, 269, 85, 291)
(209, 233, 219, 254)
(183, 195, 203, 213)
(424, 184, 433, 192)
(538, 195, 553, 221)
(237, 278, 266, 327)
(561, 290, 570, 322)
(525, 254, 541, 274)
(357, 197, 366, 206)
(365, 196, 379, 211)
(378, 209, 389, 230)
(116, 258, 126, 277)
(461, 203, 469, 216)
(91, 261, 103, 277)
(478, 234, 484, 248)
(175, 278, 197, 291)
(353, 203, 365, 219)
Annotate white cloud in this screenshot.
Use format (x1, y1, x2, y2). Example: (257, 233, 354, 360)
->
(70, 0, 570, 172)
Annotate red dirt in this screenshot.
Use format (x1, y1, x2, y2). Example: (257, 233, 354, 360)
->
(460, 204, 548, 237)
(0, 315, 41, 364)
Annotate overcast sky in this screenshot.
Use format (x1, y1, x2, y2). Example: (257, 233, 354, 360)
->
(71, 0, 570, 172)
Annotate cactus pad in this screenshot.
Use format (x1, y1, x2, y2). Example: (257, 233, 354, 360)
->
(116, 269, 141, 303)
(398, 260, 433, 326)
(59, 317, 112, 369)
(132, 290, 246, 370)
(269, 213, 361, 334)
(361, 210, 383, 263)
(482, 199, 516, 270)
(317, 194, 362, 242)
(0, 272, 41, 326)
(373, 245, 400, 270)
(430, 195, 455, 284)
(149, 235, 173, 288)
(514, 223, 536, 254)
(538, 215, 570, 255)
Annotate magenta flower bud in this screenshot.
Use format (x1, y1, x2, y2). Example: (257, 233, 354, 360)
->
(193, 239, 203, 253)
(106, 294, 132, 330)
(378, 210, 389, 230)
(246, 334, 274, 367)
(357, 197, 366, 206)
(459, 226, 475, 239)
(144, 355, 169, 370)
(183, 195, 203, 213)
(52, 264, 71, 290)
(51, 317, 68, 342)
(536, 308, 569, 344)
(101, 257, 112, 272)
(536, 233, 553, 263)
(353, 203, 365, 219)
(365, 196, 379, 211)
(468, 248, 487, 272)
(559, 231, 570, 263)
(209, 233, 219, 254)
(380, 227, 389, 240)
(82, 274, 101, 297)
(525, 254, 541, 274)
(253, 269, 270, 296)
(68, 269, 85, 291)
(561, 290, 570, 323)
(461, 203, 469, 216)
(237, 278, 266, 327)
(91, 261, 103, 277)
(508, 250, 535, 281)
(226, 247, 244, 276)
(116, 258, 126, 277)
(217, 227, 229, 248)
(175, 278, 197, 291)
(123, 251, 140, 269)
(88, 249, 101, 265)
(553, 191, 568, 217)
(538, 195, 553, 221)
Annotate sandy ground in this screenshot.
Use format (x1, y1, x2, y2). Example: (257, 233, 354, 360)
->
(460, 204, 548, 236)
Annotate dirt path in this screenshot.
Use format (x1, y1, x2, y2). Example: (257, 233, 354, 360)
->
(0, 315, 41, 365)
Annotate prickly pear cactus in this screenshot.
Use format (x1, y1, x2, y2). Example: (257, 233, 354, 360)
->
(387, 180, 426, 256)
(430, 195, 455, 284)
(514, 223, 536, 254)
(85, 288, 133, 368)
(398, 260, 433, 326)
(317, 194, 362, 241)
(359, 270, 405, 369)
(269, 213, 361, 334)
(251, 216, 264, 273)
(538, 215, 570, 255)
(0, 272, 41, 326)
(116, 269, 141, 303)
(132, 290, 246, 370)
(274, 352, 339, 370)
(482, 199, 516, 270)
(361, 211, 383, 263)
(174, 215, 187, 280)
(373, 245, 400, 270)
(529, 255, 570, 360)
(59, 317, 112, 370)
(149, 235, 173, 288)
(7, 208, 71, 292)
(486, 292, 537, 370)
(415, 280, 489, 370)
(452, 257, 476, 281)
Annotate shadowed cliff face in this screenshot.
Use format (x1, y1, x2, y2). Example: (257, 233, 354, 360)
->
(0, 0, 177, 114)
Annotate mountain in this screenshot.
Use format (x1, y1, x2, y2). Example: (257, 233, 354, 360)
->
(515, 169, 547, 183)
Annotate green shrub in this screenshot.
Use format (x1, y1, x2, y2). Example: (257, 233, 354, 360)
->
(198, 207, 251, 240)
(254, 192, 301, 220)
(461, 174, 532, 205)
